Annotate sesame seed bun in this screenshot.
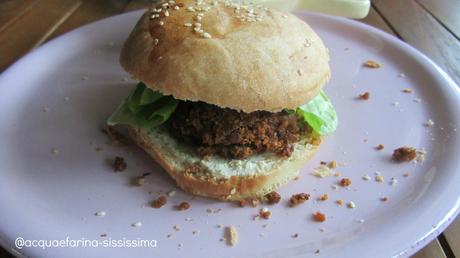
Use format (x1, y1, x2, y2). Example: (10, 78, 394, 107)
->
(120, 0, 331, 112)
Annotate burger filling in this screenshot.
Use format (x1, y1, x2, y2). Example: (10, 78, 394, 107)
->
(108, 83, 337, 160)
(168, 101, 311, 159)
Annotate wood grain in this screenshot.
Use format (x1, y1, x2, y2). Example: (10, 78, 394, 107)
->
(417, 0, 460, 40)
(0, 0, 39, 33)
(359, 6, 396, 36)
(444, 216, 460, 257)
(373, 0, 460, 86)
(412, 239, 447, 258)
(0, 0, 82, 72)
(45, 0, 130, 42)
(124, 0, 159, 12)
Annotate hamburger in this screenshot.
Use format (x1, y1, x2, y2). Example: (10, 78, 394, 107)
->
(108, 0, 337, 201)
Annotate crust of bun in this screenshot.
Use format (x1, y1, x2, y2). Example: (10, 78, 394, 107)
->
(128, 126, 320, 201)
(120, 0, 330, 112)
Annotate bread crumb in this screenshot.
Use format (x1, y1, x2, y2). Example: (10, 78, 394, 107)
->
(152, 196, 167, 208)
(402, 88, 413, 93)
(313, 165, 334, 178)
(227, 226, 238, 246)
(328, 161, 337, 169)
(403, 172, 411, 177)
(177, 202, 190, 211)
(173, 225, 181, 231)
(113, 156, 127, 172)
(339, 178, 352, 187)
(292, 233, 299, 238)
(381, 196, 389, 202)
(416, 148, 427, 163)
(398, 73, 406, 78)
(237, 199, 247, 207)
(132, 174, 149, 186)
(336, 199, 344, 206)
(289, 193, 310, 207)
(393, 146, 417, 162)
(376, 144, 385, 150)
(259, 208, 272, 219)
(101, 126, 129, 146)
(264, 191, 281, 204)
(364, 60, 381, 68)
(358, 92, 370, 100)
(362, 175, 371, 181)
(318, 194, 329, 201)
(313, 212, 326, 222)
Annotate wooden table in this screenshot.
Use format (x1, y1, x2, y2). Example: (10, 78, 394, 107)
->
(0, 1, 458, 257)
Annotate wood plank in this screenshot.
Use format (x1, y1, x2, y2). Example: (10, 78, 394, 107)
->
(417, 0, 460, 40)
(45, 0, 130, 42)
(0, 0, 82, 72)
(373, 0, 460, 86)
(359, 6, 396, 36)
(124, 0, 159, 12)
(412, 239, 447, 258)
(444, 216, 460, 257)
(0, 0, 39, 33)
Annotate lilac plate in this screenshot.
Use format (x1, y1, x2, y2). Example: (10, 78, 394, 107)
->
(0, 10, 459, 258)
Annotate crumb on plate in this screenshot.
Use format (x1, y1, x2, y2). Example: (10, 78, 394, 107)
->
(289, 193, 310, 207)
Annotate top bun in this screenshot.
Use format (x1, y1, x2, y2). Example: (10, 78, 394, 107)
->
(120, 0, 330, 112)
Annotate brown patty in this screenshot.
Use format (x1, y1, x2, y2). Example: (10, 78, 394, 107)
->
(167, 101, 310, 159)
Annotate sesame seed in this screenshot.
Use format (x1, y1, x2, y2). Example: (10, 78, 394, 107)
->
(390, 177, 398, 186)
(193, 27, 201, 32)
(173, 225, 181, 231)
(425, 119, 435, 127)
(159, 21, 164, 26)
(169, 0, 175, 4)
(202, 32, 212, 38)
(297, 69, 302, 76)
(375, 175, 384, 183)
(187, 6, 195, 12)
(154, 38, 159, 45)
(131, 222, 142, 227)
(347, 201, 356, 209)
(95, 211, 106, 217)
(174, 5, 180, 10)
(167, 190, 176, 197)
(362, 175, 371, 181)
(196, 16, 202, 21)
(184, 23, 192, 27)
(194, 22, 202, 27)
(164, 10, 169, 17)
(162, 3, 169, 7)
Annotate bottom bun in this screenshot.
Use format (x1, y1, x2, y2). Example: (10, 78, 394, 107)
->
(128, 126, 321, 201)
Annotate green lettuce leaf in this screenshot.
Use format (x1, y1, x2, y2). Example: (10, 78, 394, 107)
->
(107, 82, 178, 129)
(291, 90, 338, 135)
